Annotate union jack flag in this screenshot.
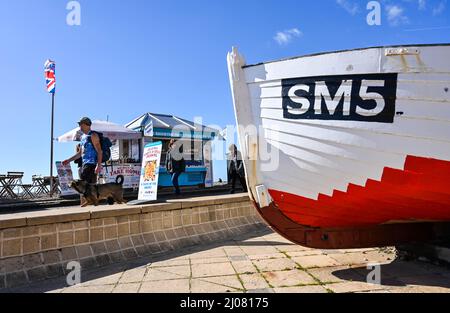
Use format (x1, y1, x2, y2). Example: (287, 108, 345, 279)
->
(44, 59, 56, 94)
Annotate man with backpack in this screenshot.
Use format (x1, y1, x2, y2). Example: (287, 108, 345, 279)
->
(63, 117, 106, 184)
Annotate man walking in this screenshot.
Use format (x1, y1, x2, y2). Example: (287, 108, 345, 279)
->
(63, 117, 103, 204)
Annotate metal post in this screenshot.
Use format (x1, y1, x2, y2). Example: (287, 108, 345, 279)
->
(50, 92, 55, 197)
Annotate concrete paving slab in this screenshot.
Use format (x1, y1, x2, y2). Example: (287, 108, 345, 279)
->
(262, 269, 316, 287)
(198, 275, 244, 290)
(119, 267, 147, 284)
(143, 268, 188, 281)
(239, 273, 270, 290)
(191, 262, 236, 278)
(139, 279, 190, 293)
(191, 279, 239, 293)
(292, 255, 341, 269)
(307, 266, 365, 284)
(112, 283, 141, 293)
(274, 285, 328, 293)
(252, 258, 297, 272)
(231, 260, 258, 274)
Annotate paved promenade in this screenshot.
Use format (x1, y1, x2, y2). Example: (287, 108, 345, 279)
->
(4, 227, 450, 293)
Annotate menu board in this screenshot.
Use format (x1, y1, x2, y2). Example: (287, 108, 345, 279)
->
(56, 161, 77, 196)
(138, 141, 163, 201)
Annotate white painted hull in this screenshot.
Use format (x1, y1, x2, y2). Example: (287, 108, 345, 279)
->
(227, 44, 450, 248)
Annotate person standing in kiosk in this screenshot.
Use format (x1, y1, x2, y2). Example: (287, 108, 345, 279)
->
(228, 144, 247, 194)
(165, 139, 186, 196)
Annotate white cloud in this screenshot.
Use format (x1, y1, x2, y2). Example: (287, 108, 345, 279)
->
(274, 28, 303, 46)
(386, 5, 409, 26)
(432, 1, 446, 15)
(418, 0, 426, 10)
(336, 0, 360, 15)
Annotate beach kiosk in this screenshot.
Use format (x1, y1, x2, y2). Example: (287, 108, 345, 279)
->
(125, 113, 221, 188)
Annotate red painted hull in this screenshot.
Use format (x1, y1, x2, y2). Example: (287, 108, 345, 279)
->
(268, 155, 450, 229)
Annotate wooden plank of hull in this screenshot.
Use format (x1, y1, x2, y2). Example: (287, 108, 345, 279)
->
(260, 108, 450, 142)
(243, 45, 450, 83)
(228, 45, 450, 248)
(260, 118, 450, 160)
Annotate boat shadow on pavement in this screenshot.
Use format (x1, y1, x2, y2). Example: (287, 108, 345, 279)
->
(332, 259, 450, 290)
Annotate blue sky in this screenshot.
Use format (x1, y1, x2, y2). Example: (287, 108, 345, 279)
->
(0, 0, 448, 183)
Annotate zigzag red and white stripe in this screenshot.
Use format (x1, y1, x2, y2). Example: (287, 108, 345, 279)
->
(269, 155, 450, 228)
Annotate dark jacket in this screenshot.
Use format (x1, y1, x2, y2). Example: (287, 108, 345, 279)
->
(165, 149, 186, 174)
(228, 151, 245, 177)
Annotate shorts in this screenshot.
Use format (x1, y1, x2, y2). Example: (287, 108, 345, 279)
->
(80, 164, 97, 184)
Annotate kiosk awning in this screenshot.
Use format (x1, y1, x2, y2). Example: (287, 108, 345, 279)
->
(58, 120, 143, 142)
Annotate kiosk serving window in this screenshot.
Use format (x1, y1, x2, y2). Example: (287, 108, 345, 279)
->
(184, 140, 204, 167)
(111, 139, 142, 164)
(158, 139, 204, 167)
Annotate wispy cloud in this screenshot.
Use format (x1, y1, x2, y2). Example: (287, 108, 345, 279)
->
(336, 0, 360, 15)
(418, 0, 427, 10)
(432, 0, 446, 15)
(386, 5, 409, 26)
(273, 28, 303, 46)
(404, 25, 450, 31)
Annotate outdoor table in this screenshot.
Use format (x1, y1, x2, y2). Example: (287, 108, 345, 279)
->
(7, 172, 24, 197)
(32, 176, 49, 196)
(20, 184, 35, 199)
(0, 173, 23, 199)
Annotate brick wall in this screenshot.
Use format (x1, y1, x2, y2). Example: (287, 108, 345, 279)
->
(0, 194, 266, 289)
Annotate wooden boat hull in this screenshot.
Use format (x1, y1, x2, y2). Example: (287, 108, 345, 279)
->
(227, 44, 450, 248)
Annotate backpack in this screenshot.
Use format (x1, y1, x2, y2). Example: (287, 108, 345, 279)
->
(88, 131, 112, 163)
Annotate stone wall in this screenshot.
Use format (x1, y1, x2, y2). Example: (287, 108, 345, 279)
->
(0, 194, 266, 289)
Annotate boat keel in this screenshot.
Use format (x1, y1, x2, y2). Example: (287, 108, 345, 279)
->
(254, 200, 449, 249)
